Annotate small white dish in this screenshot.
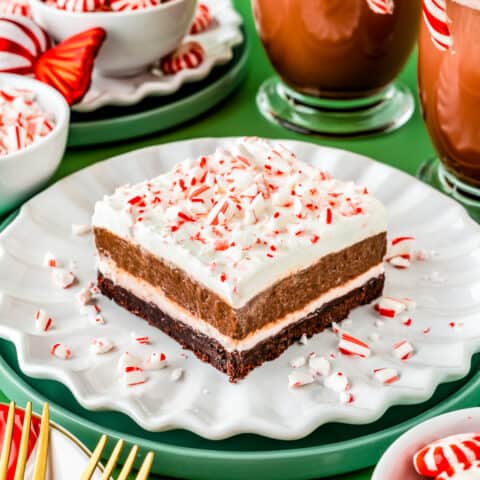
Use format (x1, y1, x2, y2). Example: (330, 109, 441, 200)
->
(0, 74, 69, 216)
(1, 138, 480, 440)
(30, 0, 196, 77)
(373, 407, 480, 480)
(73, 0, 243, 112)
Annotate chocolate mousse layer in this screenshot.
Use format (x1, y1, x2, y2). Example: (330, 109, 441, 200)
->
(98, 273, 385, 382)
(94, 228, 386, 339)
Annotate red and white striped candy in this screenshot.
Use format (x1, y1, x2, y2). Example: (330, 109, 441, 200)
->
(393, 340, 414, 360)
(389, 256, 411, 269)
(6, 124, 27, 152)
(423, 0, 452, 51)
(132, 333, 150, 345)
(436, 460, 480, 480)
(338, 332, 371, 358)
(373, 367, 399, 384)
(91, 337, 113, 354)
(374, 296, 407, 318)
(51, 342, 71, 359)
(35, 308, 52, 332)
(122, 366, 146, 387)
(55, 0, 104, 12)
(160, 42, 205, 75)
(386, 236, 415, 260)
(75, 287, 92, 306)
(0, 16, 50, 75)
(339, 392, 354, 404)
(366, 0, 394, 14)
(110, 0, 159, 12)
(0, 0, 30, 17)
(52, 269, 75, 289)
(288, 370, 314, 388)
(413, 433, 480, 477)
(43, 251, 58, 269)
(117, 351, 141, 372)
(144, 352, 167, 370)
(190, 3, 214, 34)
(324, 371, 350, 392)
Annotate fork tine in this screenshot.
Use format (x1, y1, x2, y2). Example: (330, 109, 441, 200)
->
(32, 403, 49, 480)
(0, 401, 15, 480)
(13, 402, 32, 480)
(100, 438, 124, 480)
(135, 452, 154, 480)
(116, 445, 138, 480)
(80, 434, 108, 480)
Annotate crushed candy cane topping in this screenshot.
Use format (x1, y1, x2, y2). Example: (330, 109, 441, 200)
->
(0, 88, 55, 156)
(93, 138, 386, 307)
(91, 337, 113, 354)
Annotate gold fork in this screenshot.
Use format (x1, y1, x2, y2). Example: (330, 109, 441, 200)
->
(0, 401, 50, 480)
(81, 435, 154, 480)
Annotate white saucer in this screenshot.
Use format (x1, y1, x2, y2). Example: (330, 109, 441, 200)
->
(73, 0, 243, 112)
(1, 138, 480, 440)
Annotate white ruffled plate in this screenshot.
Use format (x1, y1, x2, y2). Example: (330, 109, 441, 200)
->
(1, 138, 480, 440)
(73, 0, 243, 113)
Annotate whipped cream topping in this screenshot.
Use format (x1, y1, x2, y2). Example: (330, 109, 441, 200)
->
(0, 88, 55, 156)
(93, 138, 387, 307)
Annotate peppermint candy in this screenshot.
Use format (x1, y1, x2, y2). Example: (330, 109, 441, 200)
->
(35, 309, 52, 332)
(386, 236, 415, 260)
(338, 332, 371, 358)
(160, 42, 205, 75)
(339, 392, 354, 404)
(75, 287, 92, 306)
(373, 367, 399, 384)
(423, 0, 452, 51)
(110, 0, 159, 12)
(374, 296, 407, 318)
(144, 352, 167, 370)
(290, 356, 306, 368)
(309, 356, 330, 377)
(393, 340, 414, 360)
(324, 371, 350, 392)
(131, 333, 150, 345)
(413, 433, 480, 477)
(288, 370, 314, 388)
(52, 269, 75, 289)
(0, 17, 50, 75)
(122, 366, 146, 387)
(91, 337, 113, 354)
(436, 461, 480, 479)
(56, 0, 104, 11)
(117, 351, 141, 372)
(0, 0, 30, 17)
(190, 3, 213, 34)
(366, 0, 394, 14)
(51, 342, 71, 359)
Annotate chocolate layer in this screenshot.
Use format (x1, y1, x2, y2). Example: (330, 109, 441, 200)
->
(98, 273, 385, 382)
(94, 228, 386, 340)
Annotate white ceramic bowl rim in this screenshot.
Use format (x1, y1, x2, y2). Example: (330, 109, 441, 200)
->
(0, 74, 70, 163)
(31, 0, 193, 18)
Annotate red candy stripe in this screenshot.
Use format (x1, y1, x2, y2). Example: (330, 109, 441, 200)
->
(0, 0, 31, 17)
(338, 332, 371, 358)
(366, 0, 394, 14)
(190, 3, 214, 34)
(422, 0, 452, 51)
(160, 42, 205, 75)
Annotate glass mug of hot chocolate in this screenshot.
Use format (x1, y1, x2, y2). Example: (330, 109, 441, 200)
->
(252, 0, 421, 136)
(418, 0, 480, 212)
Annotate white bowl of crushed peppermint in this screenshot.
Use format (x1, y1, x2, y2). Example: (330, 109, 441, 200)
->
(0, 73, 69, 215)
(373, 408, 480, 480)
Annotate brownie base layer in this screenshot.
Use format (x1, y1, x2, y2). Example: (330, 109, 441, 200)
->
(98, 273, 385, 382)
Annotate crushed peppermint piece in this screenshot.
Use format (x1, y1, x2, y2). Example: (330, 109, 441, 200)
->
(144, 352, 167, 370)
(75, 288, 92, 306)
(389, 256, 411, 269)
(131, 333, 150, 345)
(35, 309, 52, 332)
(298, 333, 308, 345)
(72, 224, 91, 236)
(123, 366, 146, 387)
(373, 368, 399, 384)
(43, 252, 59, 268)
(117, 352, 141, 373)
(91, 338, 113, 354)
(288, 371, 314, 388)
(339, 392, 354, 404)
(290, 356, 306, 368)
(423, 327, 431, 335)
(324, 371, 350, 392)
(393, 340, 414, 360)
(338, 332, 371, 358)
(51, 343, 71, 360)
(309, 356, 330, 377)
(374, 296, 406, 318)
(170, 368, 184, 382)
(386, 236, 415, 260)
(52, 269, 75, 289)
(402, 316, 413, 327)
(331, 322, 341, 334)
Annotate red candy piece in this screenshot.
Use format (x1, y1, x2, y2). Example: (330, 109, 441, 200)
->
(34, 27, 106, 105)
(110, 0, 159, 12)
(338, 332, 371, 358)
(422, 0, 452, 51)
(56, 0, 106, 12)
(436, 460, 480, 479)
(0, 0, 30, 17)
(190, 3, 213, 34)
(366, 0, 394, 14)
(414, 433, 480, 477)
(160, 41, 205, 75)
(0, 17, 51, 75)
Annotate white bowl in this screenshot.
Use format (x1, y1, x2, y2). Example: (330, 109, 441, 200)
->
(373, 408, 480, 480)
(0, 74, 69, 216)
(30, 0, 197, 77)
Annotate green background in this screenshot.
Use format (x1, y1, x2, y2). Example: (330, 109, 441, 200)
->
(0, 1, 438, 479)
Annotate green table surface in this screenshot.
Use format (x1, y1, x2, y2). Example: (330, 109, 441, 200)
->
(0, 2, 437, 479)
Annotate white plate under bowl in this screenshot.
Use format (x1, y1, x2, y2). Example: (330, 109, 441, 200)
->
(73, 0, 243, 112)
(372, 407, 480, 480)
(0, 138, 480, 440)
